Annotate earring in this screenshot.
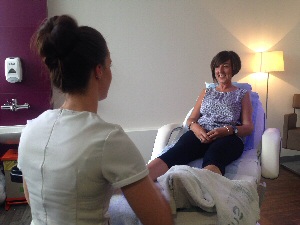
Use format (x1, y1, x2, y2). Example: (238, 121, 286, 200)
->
(96, 75, 100, 79)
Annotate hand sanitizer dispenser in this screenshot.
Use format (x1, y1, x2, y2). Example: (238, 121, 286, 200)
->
(5, 57, 22, 83)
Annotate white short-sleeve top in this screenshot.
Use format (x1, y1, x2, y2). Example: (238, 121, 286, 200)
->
(18, 109, 148, 225)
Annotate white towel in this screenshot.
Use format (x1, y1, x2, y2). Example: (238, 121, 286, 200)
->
(157, 165, 260, 225)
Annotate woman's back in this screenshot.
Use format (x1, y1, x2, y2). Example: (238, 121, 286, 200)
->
(19, 14, 174, 225)
(18, 109, 148, 225)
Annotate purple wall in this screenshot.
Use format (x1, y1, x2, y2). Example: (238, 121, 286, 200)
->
(0, 0, 51, 126)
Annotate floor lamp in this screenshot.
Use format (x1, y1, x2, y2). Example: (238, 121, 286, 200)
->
(258, 51, 284, 119)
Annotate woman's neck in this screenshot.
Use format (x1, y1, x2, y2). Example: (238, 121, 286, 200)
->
(61, 92, 98, 113)
(60, 74, 100, 113)
(216, 82, 236, 92)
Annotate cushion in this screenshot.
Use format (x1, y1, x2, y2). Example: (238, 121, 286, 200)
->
(246, 93, 265, 150)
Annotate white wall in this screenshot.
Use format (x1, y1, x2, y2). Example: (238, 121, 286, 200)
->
(126, 129, 157, 163)
(48, 0, 300, 160)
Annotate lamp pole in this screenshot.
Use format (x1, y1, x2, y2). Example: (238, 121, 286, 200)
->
(266, 72, 270, 119)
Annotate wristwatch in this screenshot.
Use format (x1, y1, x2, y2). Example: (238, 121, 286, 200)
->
(232, 125, 238, 134)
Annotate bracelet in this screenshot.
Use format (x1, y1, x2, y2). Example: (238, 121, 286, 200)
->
(223, 126, 230, 134)
(188, 121, 197, 130)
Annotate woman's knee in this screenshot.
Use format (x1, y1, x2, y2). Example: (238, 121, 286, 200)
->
(203, 164, 222, 175)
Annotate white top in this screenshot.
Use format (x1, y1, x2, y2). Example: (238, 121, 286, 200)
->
(18, 109, 148, 225)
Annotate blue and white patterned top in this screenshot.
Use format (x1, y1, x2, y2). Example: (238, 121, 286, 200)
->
(198, 87, 248, 132)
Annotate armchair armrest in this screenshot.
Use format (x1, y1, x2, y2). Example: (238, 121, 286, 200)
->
(261, 128, 281, 179)
(149, 123, 182, 162)
(282, 113, 297, 148)
(150, 125, 282, 179)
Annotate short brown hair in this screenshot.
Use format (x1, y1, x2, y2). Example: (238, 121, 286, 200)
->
(210, 51, 241, 83)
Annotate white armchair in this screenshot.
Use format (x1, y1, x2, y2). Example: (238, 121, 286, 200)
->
(109, 83, 281, 225)
(146, 83, 281, 224)
(150, 83, 281, 181)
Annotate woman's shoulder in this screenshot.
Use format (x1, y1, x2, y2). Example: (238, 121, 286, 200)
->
(232, 88, 249, 101)
(236, 87, 249, 95)
(24, 109, 60, 127)
(24, 109, 124, 136)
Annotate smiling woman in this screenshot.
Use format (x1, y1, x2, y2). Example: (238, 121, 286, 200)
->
(148, 50, 254, 180)
(210, 51, 241, 85)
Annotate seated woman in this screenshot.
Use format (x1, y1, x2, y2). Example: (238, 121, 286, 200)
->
(148, 50, 254, 180)
(18, 15, 173, 225)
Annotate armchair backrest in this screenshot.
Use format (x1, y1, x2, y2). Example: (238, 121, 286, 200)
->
(282, 94, 300, 150)
(293, 94, 300, 112)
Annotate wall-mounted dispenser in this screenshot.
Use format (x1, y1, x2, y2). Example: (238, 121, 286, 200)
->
(5, 57, 22, 83)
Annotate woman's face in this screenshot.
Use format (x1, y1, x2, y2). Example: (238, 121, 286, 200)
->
(214, 59, 233, 84)
(98, 52, 112, 100)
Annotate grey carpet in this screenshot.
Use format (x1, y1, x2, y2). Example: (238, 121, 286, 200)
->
(280, 155, 300, 176)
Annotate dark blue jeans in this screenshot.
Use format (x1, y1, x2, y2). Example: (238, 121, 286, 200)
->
(159, 130, 244, 175)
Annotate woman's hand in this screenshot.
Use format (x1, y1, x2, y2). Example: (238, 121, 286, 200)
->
(190, 123, 211, 143)
(194, 126, 231, 143)
(206, 127, 230, 141)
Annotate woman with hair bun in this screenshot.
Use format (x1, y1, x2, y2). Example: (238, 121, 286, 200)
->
(18, 15, 173, 225)
(148, 51, 254, 180)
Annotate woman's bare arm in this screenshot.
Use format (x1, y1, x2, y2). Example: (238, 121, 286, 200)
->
(235, 91, 254, 137)
(121, 175, 174, 225)
(187, 89, 211, 142)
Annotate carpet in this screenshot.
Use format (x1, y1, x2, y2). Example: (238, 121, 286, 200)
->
(280, 155, 300, 176)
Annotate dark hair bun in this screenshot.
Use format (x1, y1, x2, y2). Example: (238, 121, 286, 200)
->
(50, 16, 79, 59)
(33, 14, 108, 93)
(37, 15, 79, 69)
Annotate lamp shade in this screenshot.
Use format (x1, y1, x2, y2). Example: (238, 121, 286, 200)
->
(260, 51, 284, 72)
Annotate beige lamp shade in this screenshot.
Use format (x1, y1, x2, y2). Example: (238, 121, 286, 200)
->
(255, 51, 284, 73)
